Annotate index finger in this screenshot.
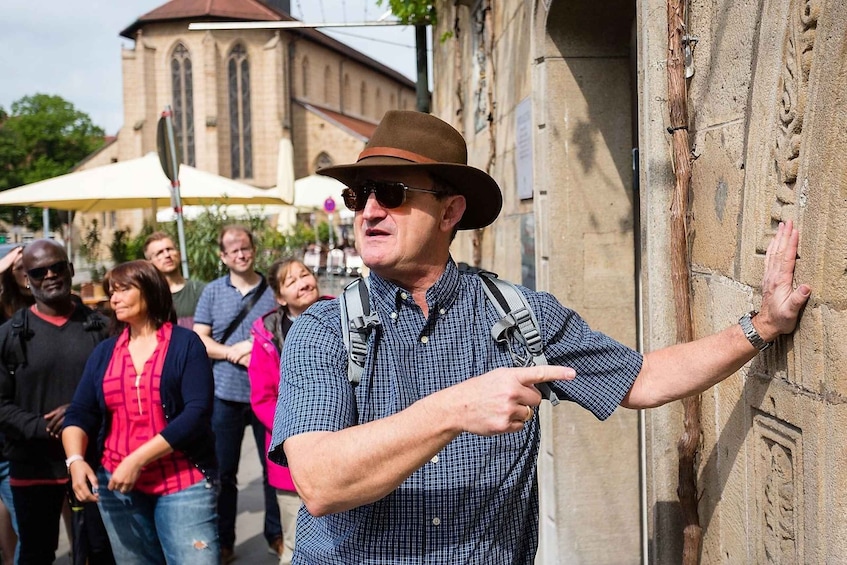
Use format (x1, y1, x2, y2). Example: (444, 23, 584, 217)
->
(514, 365, 576, 385)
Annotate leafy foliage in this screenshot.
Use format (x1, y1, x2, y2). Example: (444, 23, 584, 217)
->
(78, 218, 105, 281)
(125, 222, 155, 262)
(156, 208, 329, 282)
(0, 94, 105, 229)
(109, 228, 132, 264)
(376, 0, 436, 25)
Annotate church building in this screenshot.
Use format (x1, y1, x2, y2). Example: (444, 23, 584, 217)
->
(75, 0, 417, 241)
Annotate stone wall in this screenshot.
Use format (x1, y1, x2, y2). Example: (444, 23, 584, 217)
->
(434, 2, 640, 563)
(434, 0, 844, 562)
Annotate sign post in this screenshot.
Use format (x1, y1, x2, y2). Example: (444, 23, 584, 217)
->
(324, 197, 336, 250)
(156, 106, 190, 279)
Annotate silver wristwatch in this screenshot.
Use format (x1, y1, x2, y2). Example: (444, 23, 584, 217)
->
(739, 311, 772, 351)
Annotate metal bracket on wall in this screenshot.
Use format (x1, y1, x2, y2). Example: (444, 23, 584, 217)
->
(682, 35, 699, 79)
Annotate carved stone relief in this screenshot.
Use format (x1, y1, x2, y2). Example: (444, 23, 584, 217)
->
(753, 413, 804, 564)
(757, 0, 819, 253)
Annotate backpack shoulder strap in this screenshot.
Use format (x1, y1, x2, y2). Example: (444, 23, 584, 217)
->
(5, 308, 30, 374)
(340, 277, 381, 385)
(477, 272, 559, 405)
(80, 304, 106, 332)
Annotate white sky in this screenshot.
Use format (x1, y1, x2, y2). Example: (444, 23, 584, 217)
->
(0, 0, 422, 135)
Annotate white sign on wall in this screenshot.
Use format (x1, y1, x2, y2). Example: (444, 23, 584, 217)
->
(515, 97, 534, 201)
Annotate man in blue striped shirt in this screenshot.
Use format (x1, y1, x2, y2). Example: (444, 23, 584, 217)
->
(194, 225, 280, 561)
(271, 111, 810, 564)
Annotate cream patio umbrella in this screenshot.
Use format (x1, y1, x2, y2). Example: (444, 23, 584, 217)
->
(157, 174, 350, 227)
(0, 152, 289, 212)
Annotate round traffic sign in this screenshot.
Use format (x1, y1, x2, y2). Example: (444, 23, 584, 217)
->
(323, 197, 336, 213)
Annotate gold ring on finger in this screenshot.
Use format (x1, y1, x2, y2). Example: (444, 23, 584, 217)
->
(523, 405, 533, 422)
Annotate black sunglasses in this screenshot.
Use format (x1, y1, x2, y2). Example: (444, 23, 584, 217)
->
(341, 180, 442, 212)
(26, 260, 69, 281)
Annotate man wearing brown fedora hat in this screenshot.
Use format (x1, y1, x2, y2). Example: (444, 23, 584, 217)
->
(269, 111, 810, 563)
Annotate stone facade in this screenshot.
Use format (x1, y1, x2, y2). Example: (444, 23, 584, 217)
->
(433, 0, 844, 563)
(73, 4, 416, 262)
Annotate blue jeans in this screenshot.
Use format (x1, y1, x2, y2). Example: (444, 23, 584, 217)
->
(0, 460, 18, 563)
(212, 397, 282, 549)
(96, 468, 219, 564)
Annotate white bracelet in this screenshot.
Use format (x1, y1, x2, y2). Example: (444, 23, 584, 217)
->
(65, 454, 85, 472)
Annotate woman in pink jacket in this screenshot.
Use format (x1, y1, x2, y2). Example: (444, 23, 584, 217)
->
(249, 258, 327, 565)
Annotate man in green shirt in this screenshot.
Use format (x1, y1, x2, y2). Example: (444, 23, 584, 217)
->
(144, 232, 206, 328)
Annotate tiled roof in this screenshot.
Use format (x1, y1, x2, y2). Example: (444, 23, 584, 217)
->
(121, 0, 289, 38)
(298, 102, 378, 142)
(119, 0, 416, 88)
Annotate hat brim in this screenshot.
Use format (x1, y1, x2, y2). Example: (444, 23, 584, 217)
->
(317, 159, 502, 230)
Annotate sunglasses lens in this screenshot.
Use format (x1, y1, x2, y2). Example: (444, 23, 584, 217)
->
(343, 182, 409, 211)
(28, 261, 68, 281)
(27, 267, 46, 280)
(374, 183, 405, 209)
(342, 188, 364, 211)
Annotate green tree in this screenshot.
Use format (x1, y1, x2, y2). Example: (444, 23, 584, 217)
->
(376, 0, 435, 24)
(0, 94, 105, 228)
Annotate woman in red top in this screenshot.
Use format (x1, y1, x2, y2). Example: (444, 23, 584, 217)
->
(63, 261, 218, 564)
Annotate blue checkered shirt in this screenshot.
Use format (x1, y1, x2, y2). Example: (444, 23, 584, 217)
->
(272, 259, 642, 564)
(194, 273, 276, 403)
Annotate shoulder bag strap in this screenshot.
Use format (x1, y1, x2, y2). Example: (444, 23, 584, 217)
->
(220, 276, 268, 344)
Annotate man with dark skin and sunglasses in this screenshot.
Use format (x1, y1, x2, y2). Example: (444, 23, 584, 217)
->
(269, 111, 811, 564)
(0, 239, 114, 564)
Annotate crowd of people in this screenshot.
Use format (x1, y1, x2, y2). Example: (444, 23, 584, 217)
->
(0, 110, 810, 564)
(0, 226, 322, 564)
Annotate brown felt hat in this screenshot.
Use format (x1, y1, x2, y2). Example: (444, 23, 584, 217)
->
(316, 110, 503, 230)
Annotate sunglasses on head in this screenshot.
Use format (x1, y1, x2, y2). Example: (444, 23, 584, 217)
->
(341, 180, 442, 212)
(26, 260, 69, 281)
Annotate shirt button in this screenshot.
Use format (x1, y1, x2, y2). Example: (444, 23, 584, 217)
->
(439, 308, 446, 315)
(432, 517, 441, 526)
(430, 455, 439, 464)
(390, 312, 398, 320)
(400, 292, 408, 300)
(420, 336, 429, 344)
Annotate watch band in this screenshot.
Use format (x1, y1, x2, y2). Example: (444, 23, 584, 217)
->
(739, 311, 772, 351)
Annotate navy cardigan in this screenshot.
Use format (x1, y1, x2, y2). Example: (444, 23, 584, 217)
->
(64, 325, 218, 482)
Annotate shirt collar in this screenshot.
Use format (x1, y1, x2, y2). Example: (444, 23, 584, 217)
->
(367, 257, 461, 316)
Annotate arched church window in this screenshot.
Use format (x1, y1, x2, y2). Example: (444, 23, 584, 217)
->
(343, 74, 351, 113)
(171, 43, 195, 166)
(324, 65, 332, 105)
(302, 56, 310, 98)
(228, 43, 253, 178)
(314, 152, 333, 171)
